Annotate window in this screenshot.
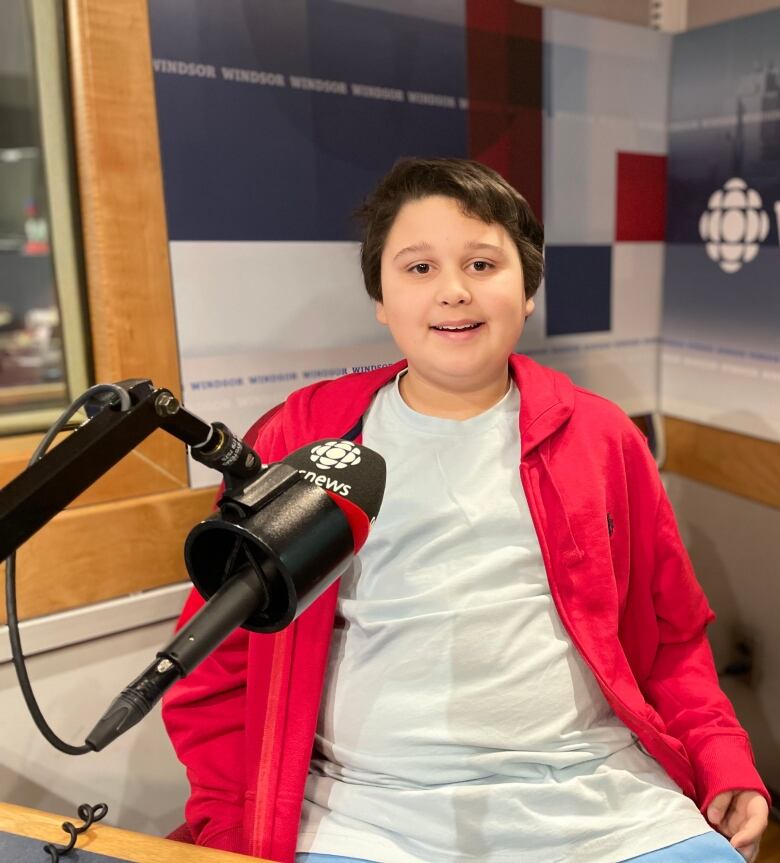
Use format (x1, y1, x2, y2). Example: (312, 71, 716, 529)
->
(0, 0, 88, 434)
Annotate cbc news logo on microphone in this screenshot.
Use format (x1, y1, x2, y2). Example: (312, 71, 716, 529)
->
(310, 441, 362, 470)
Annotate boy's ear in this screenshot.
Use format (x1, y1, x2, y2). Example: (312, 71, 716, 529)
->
(525, 296, 535, 318)
(375, 301, 388, 325)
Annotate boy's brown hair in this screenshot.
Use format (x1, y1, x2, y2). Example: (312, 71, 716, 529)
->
(355, 157, 544, 302)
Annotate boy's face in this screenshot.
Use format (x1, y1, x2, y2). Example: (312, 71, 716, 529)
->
(376, 195, 535, 395)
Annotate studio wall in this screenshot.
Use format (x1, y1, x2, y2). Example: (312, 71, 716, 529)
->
(148, 0, 671, 485)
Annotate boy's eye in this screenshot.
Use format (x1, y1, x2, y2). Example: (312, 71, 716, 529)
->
(410, 263, 430, 274)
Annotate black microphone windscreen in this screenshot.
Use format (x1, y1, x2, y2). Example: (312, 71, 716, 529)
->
(282, 439, 385, 523)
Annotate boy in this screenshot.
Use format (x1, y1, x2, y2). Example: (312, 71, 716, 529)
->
(163, 159, 769, 863)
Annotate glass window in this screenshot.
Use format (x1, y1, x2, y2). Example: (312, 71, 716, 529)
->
(0, 0, 88, 434)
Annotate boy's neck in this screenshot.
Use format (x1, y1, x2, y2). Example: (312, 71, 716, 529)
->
(398, 368, 511, 420)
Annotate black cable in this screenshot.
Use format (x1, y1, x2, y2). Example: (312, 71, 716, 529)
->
(4, 384, 131, 756)
(42, 802, 108, 861)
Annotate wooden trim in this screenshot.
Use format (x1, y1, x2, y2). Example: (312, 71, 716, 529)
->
(66, 0, 185, 486)
(0, 383, 66, 409)
(0, 486, 216, 624)
(664, 416, 780, 510)
(0, 801, 268, 862)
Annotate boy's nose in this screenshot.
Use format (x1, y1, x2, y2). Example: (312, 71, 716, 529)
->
(436, 273, 472, 305)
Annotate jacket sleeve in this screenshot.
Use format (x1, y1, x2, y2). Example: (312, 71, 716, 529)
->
(161, 408, 287, 852)
(636, 446, 769, 814)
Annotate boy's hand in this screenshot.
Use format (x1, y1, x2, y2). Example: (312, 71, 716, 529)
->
(707, 790, 769, 862)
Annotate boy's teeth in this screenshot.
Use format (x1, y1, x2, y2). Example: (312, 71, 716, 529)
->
(436, 323, 480, 331)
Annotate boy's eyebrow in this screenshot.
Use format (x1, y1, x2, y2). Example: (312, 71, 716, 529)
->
(465, 241, 506, 256)
(392, 240, 506, 261)
(392, 242, 432, 261)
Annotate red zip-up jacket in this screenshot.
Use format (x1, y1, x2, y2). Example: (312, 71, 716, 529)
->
(162, 354, 769, 861)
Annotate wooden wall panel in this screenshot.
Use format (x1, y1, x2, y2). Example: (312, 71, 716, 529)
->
(665, 417, 780, 510)
(0, 487, 216, 624)
(0, 430, 186, 507)
(66, 0, 185, 484)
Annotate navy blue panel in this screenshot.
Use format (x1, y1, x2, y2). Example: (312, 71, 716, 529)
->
(148, 0, 467, 241)
(544, 246, 612, 336)
(663, 245, 780, 356)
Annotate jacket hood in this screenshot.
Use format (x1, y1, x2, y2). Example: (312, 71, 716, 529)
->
(282, 354, 575, 457)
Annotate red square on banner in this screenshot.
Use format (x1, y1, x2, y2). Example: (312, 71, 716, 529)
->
(615, 152, 667, 242)
(467, 0, 543, 219)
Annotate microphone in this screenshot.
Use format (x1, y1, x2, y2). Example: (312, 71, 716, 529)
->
(85, 439, 385, 751)
(190, 420, 262, 481)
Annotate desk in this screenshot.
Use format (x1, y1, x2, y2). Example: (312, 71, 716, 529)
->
(0, 802, 273, 862)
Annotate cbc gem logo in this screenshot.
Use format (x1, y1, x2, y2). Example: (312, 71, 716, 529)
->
(310, 441, 361, 470)
(699, 178, 770, 274)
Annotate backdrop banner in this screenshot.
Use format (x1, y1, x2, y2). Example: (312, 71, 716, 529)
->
(663, 9, 780, 443)
(148, 0, 671, 484)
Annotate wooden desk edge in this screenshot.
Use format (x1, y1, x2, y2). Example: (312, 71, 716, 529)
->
(0, 801, 273, 862)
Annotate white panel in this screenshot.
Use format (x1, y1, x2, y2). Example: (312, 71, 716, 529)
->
(170, 241, 390, 358)
(543, 113, 617, 244)
(544, 8, 672, 76)
(543, 8, 670, 245)
(529, 340, 659, 415)
(611, 242, 665, 339)
(661, 345, 780, 441)
(182, 342, 402, 487)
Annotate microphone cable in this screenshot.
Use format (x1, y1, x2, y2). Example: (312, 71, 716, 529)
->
(42, 802, 109, 861)
(4, 383, 131, 755)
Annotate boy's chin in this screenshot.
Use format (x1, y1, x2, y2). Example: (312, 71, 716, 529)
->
(411, 357, 512, 386)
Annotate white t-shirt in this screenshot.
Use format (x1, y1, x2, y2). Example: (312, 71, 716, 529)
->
(297, 375, 710, 862)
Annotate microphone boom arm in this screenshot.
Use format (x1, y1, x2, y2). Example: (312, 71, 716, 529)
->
(0, 378, 261, 562)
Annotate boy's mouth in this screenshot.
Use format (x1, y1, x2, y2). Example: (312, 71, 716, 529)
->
(430, 320, 484, 332)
